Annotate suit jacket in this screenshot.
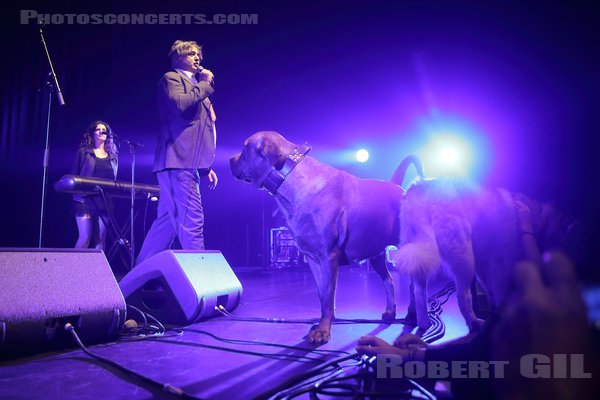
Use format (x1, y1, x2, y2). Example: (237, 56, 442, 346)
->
(153, 70, 216, 172)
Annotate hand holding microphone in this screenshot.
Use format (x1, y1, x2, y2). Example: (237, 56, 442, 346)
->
(196, 66, 214, 84)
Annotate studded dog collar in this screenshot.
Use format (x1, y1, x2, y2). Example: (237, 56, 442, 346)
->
(261, 143, 311, 195)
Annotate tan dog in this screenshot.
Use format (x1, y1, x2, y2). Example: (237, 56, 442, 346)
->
(230, 131, 405, 344)
(389, 158, 575, 333)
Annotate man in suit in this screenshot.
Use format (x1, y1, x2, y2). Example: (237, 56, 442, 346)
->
(136, 40, 218, 264)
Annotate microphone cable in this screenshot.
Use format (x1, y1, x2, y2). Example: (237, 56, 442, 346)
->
(212, 282, 456, 344)
(181, 327, 350, 357)
(118, 306, 331, 363)
(64, 323, 203, 399)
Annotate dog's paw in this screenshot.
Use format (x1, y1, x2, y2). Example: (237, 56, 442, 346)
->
(381, 311, 396, 323)
(469, 318, 486, 333)
(307, 324, 331, 344)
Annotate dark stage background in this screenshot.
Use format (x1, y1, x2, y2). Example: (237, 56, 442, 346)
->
(1, 1, 598, 277)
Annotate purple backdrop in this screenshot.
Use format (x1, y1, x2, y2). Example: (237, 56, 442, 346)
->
(1, 0, 598, 277)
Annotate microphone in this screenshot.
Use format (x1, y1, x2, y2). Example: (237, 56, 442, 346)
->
(122, 139, 144, 148)
(196, 66, 214, 85)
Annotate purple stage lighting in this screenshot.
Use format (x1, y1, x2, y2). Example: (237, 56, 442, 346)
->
(422, 133, 474, 177)
(355, 149, 369, 163)
(439, 146, 460, 165)
(409, 113, 491, 181)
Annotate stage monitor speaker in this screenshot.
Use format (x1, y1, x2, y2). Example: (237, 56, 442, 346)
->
(119, 250, 243, 324)
(0, 248, 126, 358)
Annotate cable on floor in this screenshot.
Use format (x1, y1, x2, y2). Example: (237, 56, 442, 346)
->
(64, 323, 203, 400)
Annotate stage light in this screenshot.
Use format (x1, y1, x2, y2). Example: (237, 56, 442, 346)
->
(356, 149, 369, 163)
(439, 146, 460, 165)
(422, 132, 475, 177)
(406, 111, 493, 181)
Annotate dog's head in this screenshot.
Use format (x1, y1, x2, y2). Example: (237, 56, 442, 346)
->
(229, 131, 297, 187)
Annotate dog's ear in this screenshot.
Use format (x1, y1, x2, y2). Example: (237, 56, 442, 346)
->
(262, 141, 285, 167)
(251, 134, 269, 157)
(253, 134, 285, 167)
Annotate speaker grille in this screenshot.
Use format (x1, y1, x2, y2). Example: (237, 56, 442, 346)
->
(0, 248, 126, 357)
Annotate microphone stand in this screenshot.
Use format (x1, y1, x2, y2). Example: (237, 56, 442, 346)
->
(38, 26, 65, 248)
(124, 139, 143, 270)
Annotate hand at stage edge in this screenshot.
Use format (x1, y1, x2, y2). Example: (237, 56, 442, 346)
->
(207, 169, 218, 189)
(393, 333, 428, 349)
(356, 336, 410, 358)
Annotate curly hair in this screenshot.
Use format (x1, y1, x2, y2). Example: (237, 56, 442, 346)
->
(80, 120, 118, 157)
(168, 40, 203, 65)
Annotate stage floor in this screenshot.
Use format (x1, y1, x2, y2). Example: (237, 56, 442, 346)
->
(0, 263, 473, 400)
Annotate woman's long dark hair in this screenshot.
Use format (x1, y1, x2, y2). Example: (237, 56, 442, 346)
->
(80, 120, 118, 157)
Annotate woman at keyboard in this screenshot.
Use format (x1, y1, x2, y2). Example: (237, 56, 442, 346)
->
(71, 120, 118, 250)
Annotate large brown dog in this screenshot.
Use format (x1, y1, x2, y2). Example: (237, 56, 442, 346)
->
(230, 131, 405, 344)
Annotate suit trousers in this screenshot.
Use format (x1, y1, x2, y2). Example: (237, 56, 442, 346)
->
(136, 169, 205, 265)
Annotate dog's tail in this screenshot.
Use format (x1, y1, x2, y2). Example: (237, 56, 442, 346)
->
(390, 154, 425, 187)
(388, 242, 441, 275)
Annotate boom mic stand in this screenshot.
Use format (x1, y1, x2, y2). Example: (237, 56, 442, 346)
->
(38, 26, 65, 247)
